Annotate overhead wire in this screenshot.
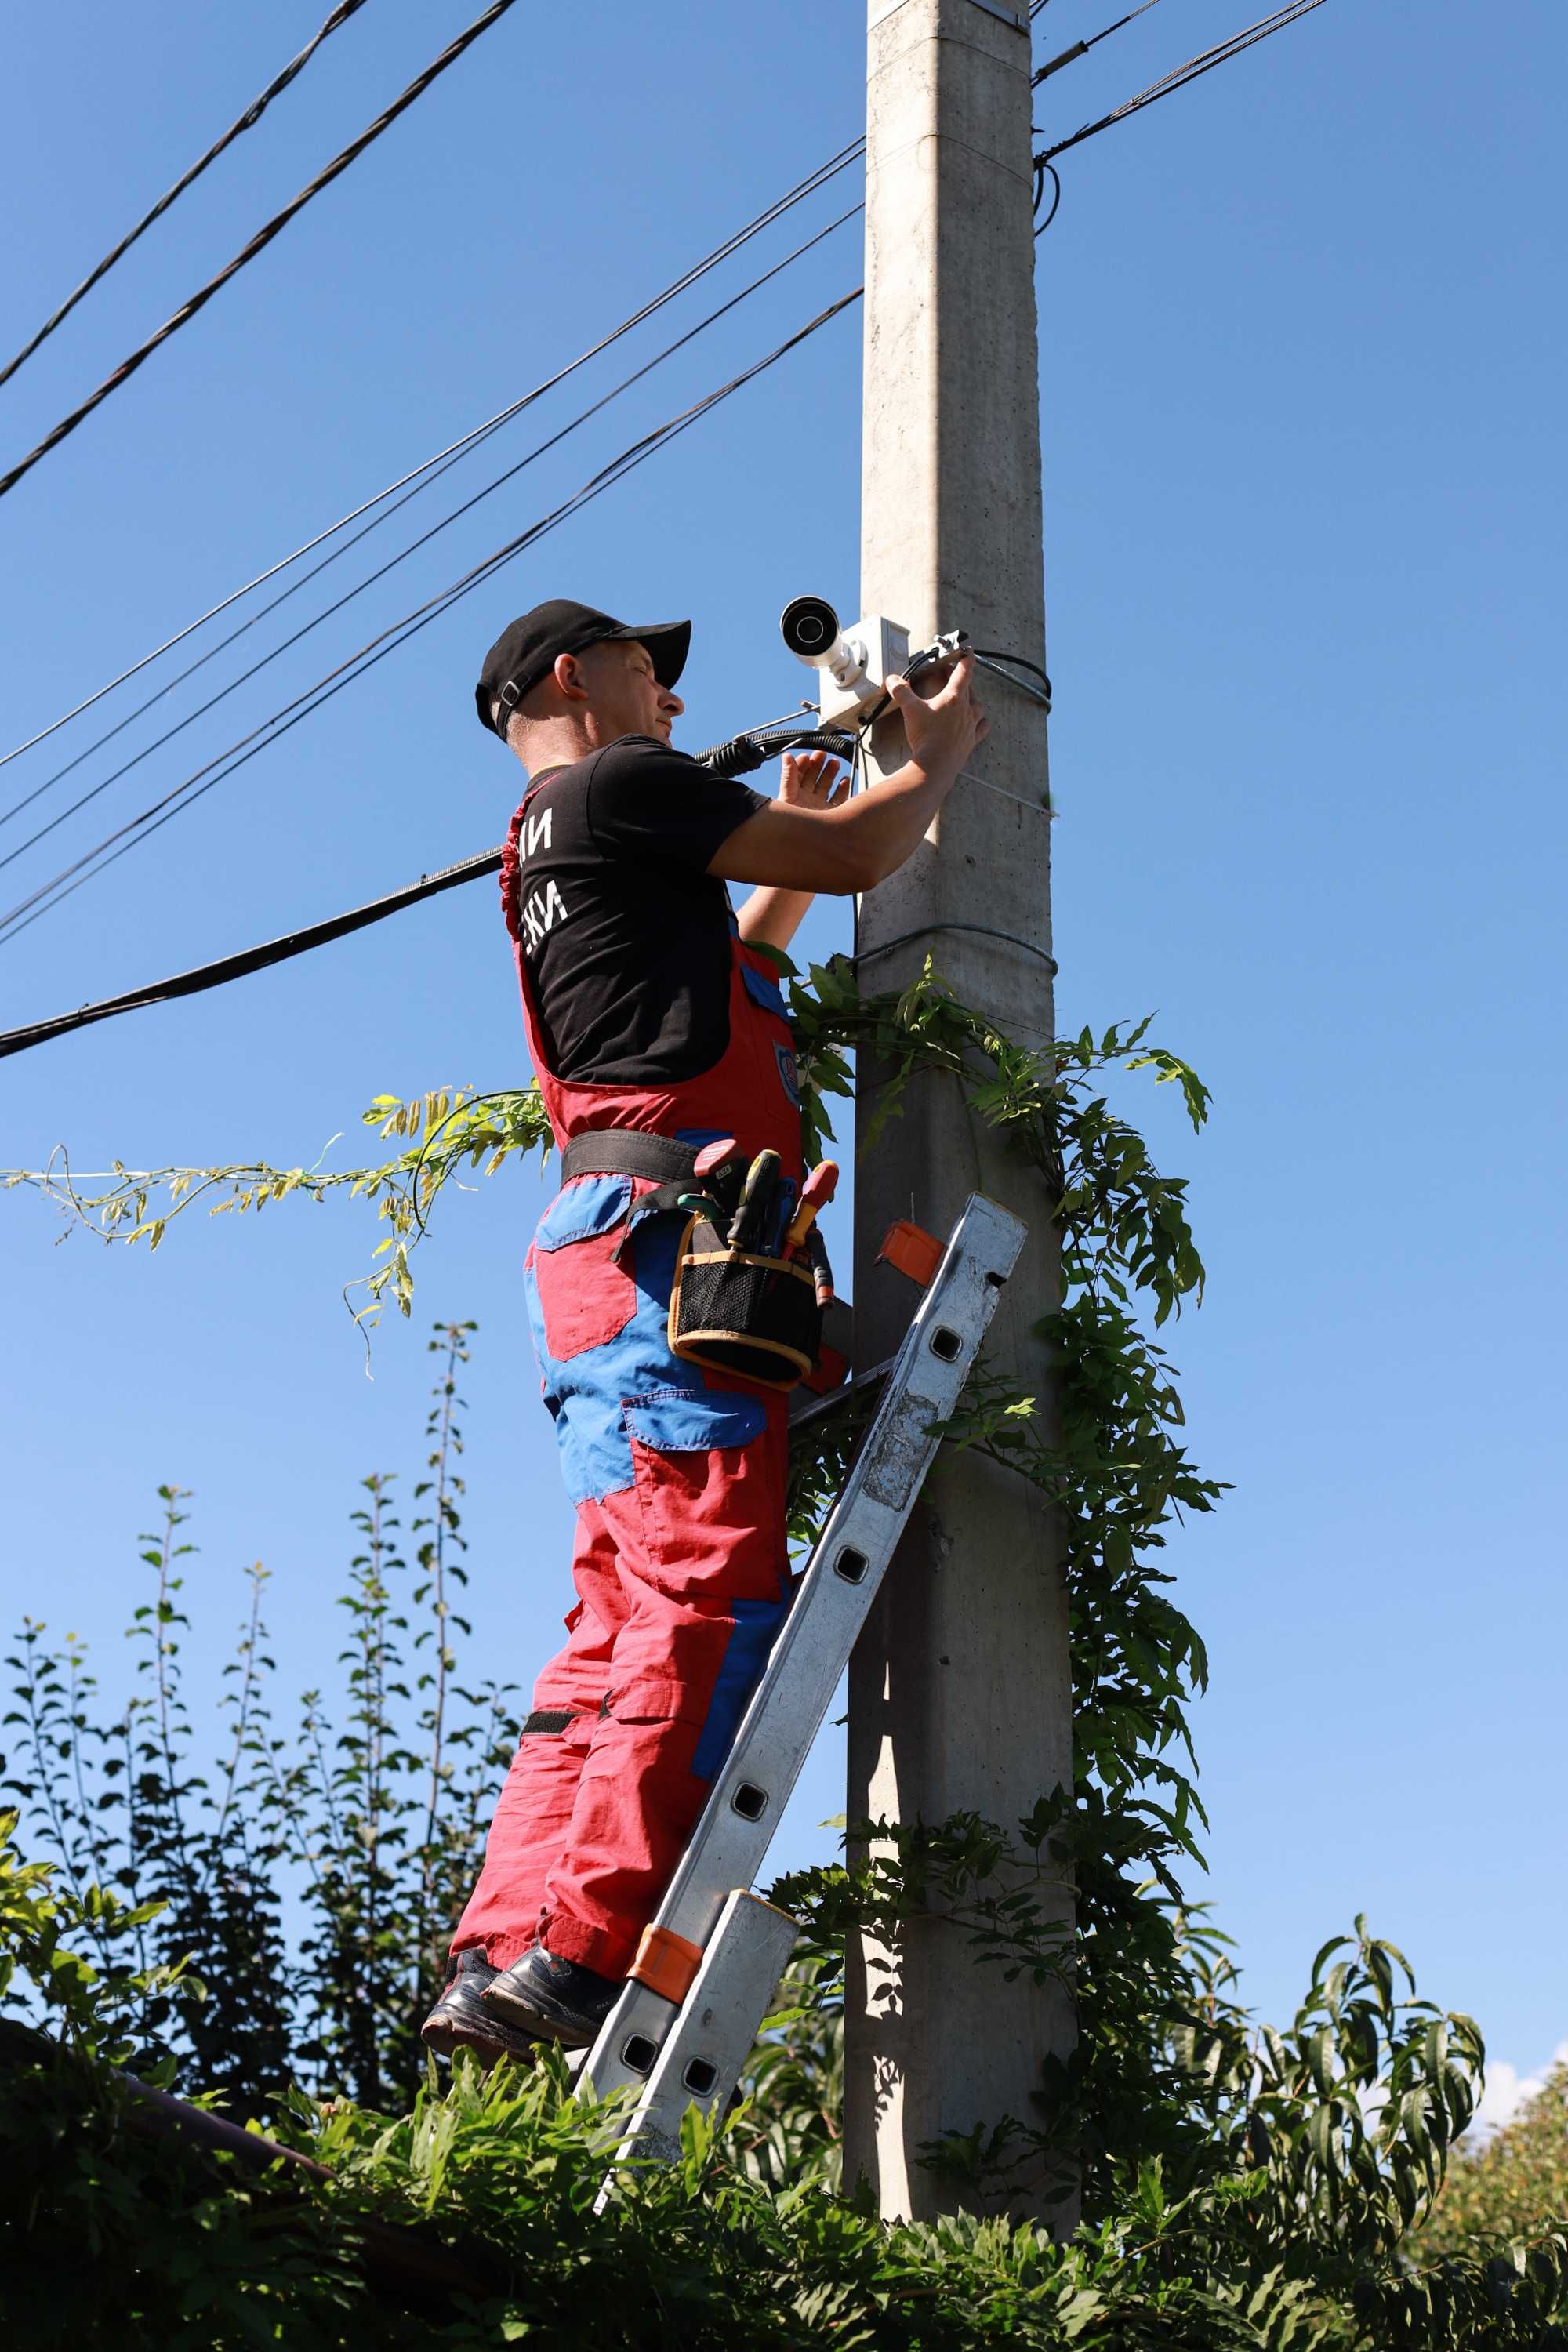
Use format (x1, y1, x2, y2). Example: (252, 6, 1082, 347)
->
(1036, 0, 1326, 169)
(1033, 0, 1162, 86)
(0, 136, 867, 791)
(0, 201, 864, 880)
(1032, 0, 1165, 227)
(0, 289, 866, 949)
(0, 846, 502, 1062)
(0, 6, 1328, 964)
(0, 0, 525, 506)
(0, 706, 855, 1058)
(0, 0, 376, 390)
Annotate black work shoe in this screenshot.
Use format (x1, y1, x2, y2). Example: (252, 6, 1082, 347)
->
(421, 1949, 543, 2067)
(479, 1944, 624, 2049)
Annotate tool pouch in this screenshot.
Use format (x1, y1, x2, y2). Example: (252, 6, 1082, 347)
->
(667, 1213, 823, 1390)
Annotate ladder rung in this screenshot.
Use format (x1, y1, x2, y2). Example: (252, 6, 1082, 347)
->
(582, 1191, 1026, 2169)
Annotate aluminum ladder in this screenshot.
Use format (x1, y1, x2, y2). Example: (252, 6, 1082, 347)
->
(580, 1189, 1026, 2180)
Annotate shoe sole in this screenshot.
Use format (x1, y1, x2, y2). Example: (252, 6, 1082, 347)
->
(479, 1979, 601, 2051)
(421, 2007, 540, 2069)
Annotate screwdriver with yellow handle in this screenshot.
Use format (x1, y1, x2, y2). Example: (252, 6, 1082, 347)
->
(785, 1160, 839, 1252)
(727, 1150, 782, 1252)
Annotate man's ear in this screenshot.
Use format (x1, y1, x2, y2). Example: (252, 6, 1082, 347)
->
(553, 651, 592, 702)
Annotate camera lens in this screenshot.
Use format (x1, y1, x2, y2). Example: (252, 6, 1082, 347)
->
(780, 595, 841, 666)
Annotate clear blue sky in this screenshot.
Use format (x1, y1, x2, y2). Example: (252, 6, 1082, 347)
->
(2, 0, 1563, 2114)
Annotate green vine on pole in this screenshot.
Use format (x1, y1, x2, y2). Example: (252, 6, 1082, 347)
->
(2, 952, 1225, 2185)
(5, 956, 1542, 2339)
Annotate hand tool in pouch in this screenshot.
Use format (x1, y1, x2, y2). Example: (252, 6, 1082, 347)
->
(804, 1223, 834, 1308)
(765, 1179, 797, 1259)
(678, 1192, 730, 1227)
(727, 1150, 781, 1252)
(786, 1160, 839, 1252)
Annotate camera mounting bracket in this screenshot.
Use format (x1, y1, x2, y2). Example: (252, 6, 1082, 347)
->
(815, 613, 911, 728)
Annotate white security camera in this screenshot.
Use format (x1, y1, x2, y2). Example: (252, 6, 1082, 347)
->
(780, 597, 912, 727)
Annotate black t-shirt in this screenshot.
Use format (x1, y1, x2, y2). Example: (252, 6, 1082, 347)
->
(510, 735, 766, 1083)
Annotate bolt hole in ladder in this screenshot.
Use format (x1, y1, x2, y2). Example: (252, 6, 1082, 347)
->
(580, 1191, 1026, 2200)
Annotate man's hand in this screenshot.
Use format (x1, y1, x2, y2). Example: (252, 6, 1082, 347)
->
(882, 652, 988, 779)
(779, 749, 848, 810)
(713, 657, 989, 900)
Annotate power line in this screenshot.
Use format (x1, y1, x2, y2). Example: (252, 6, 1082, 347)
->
(0, 722, 854, 1059)
(1036, 0, 1326, 167)
(0, 138, 866, 790)
(0, 844, 501, 1062)
(0, 0, 524, 506)
(0, 0, 376, 391)
(1033, 0, 1162, 88)
(0, 289, 865, 947)
(0, 203, 863, 881)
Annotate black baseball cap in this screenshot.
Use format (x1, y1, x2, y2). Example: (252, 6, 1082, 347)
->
(475, 598, 691, 739)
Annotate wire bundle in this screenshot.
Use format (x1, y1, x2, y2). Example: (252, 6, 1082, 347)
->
(0, 0, 376, 393)
(0, 0, 1330, 1056)
(0, 0, 527, 503)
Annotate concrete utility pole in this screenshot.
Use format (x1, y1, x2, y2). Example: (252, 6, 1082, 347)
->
(844, 0, 1075, 2223)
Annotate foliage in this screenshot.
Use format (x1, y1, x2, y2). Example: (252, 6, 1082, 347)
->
(2, 1089, 553, 1342)
(732, 1955, 846, 2193)
(6, 956, 1566, 2344)
(1421, 2061, 1568, 2254)
(5, 1820, 1568, 2349)
(2, 1323, 516, 2115)
(772, 962, 1225, 2199)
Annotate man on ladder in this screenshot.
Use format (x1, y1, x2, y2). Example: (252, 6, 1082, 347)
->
(422, 597, 986, 2065)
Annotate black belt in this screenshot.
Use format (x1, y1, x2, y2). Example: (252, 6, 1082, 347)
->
(560, 1131, 701, 1185)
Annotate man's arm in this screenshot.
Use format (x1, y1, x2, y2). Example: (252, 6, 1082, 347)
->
(710, 657, 989, 901)
(735, 749, 848, 953)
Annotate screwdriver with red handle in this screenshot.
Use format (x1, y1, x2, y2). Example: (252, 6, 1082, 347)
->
(784, 1160, 838, 1252)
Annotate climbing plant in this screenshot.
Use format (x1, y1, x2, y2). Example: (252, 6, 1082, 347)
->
(6, 954, 1565, 2345)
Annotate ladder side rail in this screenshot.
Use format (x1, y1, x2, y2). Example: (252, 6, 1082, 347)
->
(583, 1192, 1025, 2103)
(591, 1891, 802, 2201)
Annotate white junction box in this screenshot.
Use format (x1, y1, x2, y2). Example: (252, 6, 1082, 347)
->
(816, 613, 910, 728)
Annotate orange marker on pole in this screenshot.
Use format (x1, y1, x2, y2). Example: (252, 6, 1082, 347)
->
(785, 1159, 839, 1251)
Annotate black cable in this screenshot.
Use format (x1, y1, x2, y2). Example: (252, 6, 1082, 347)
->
(695, 725, 855, 779)
(1035, 158, 1063, 230)
(0, 0, 376, 391)
(0, 291, 866, 947)
(1033, 0, 1161, 87)
(974, 647, 1052, 710)
(0, 848, 501, 1062)
(857, 921, 1059, 973)
(0, 203, 863, 880)
(0, 136, 868, 787)
(975, 651, 1048, 684)
(1036, 0, 1326, 169)
(0, 710, 855, 1057)
(0, 0, 524, 505)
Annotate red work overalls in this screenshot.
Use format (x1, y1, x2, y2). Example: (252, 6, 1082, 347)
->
(451, 777, 804, 1980)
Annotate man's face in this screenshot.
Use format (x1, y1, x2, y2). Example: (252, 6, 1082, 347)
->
(579, 637, 684, 745)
